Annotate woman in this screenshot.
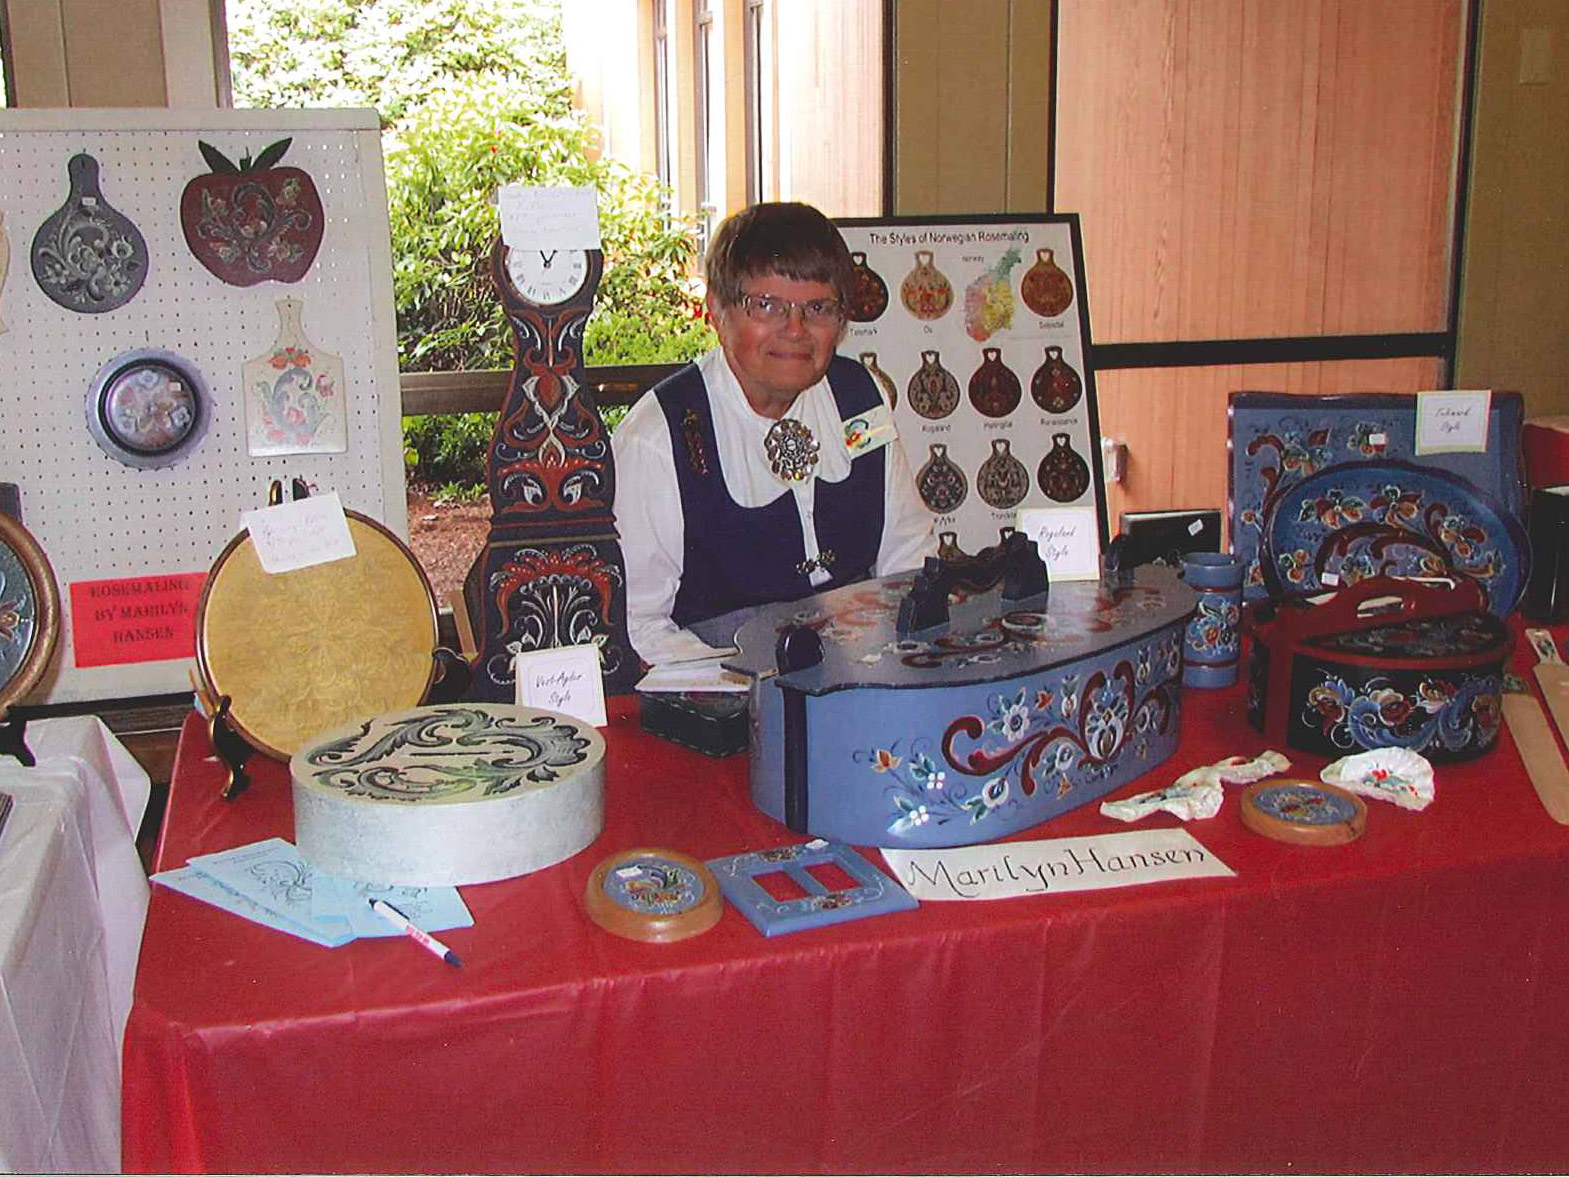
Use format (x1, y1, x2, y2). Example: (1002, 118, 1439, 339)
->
(612, 201, 933, 666)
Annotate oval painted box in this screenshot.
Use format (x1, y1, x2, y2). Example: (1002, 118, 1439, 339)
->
(291, 703, 605, 886)
(720, 564, 1198, 848)
(1247, 574, 1512, 763)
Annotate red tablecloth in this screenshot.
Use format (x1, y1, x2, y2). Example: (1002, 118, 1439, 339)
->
(124, 642, 1569, 1174)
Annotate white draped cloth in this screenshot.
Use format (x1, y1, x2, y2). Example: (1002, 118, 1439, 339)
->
(0, 716, 151, 1174)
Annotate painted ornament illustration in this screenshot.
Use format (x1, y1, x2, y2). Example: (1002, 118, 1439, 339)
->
(242, 296, 348, 456)
(977, 438, 1030, 509)
(31, 153, 148, 313)
(1030, 345, 1083, 415)
(963, 246, 1024, 342)
(181, 138, 325, 286)
(1020, 247, 1075, 317)
(1038, 433, 1091, 502)
(968, 347, 1022, 418)
(859, 352, 897, 410)
(846, 251, 889, 322)
(907, 350, 961, 420)
(900, 249, 953, 320)
(917, 443, 968, 514)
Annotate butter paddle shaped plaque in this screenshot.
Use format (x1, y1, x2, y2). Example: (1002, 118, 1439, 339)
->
(31, 153, 148, 313)
(242, 296, 347, 456)
(1519, 628, 1569, 823)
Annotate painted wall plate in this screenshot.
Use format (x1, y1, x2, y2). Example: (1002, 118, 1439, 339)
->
(0, 512, 60, 719)
(85, 348, 211, 469)
(1228, 392, 1526, 604)
(584, 848, 723, 942)
(706, 841, 918, 936)
(31, 152, 148, 313)
(1259, 458, 1529, 616)
(1239, 780, 1367, 846)
(195, 511, 438, 759)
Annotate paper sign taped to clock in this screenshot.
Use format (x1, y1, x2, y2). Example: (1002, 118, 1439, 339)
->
(498, 185, 601, 251)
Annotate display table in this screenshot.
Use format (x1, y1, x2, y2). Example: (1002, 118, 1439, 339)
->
(124, 644, 1569, 1174)
(1, 717, 151, 1174)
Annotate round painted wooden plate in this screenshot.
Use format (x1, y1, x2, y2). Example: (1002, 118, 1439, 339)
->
(584, 847, 724, 942)
(195, 511, 438, 760)
(1240, 779, 1367, 846)
(0, 513, 60, 718)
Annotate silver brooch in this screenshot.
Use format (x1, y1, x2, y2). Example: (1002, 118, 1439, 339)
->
(764, 418, 820, 482)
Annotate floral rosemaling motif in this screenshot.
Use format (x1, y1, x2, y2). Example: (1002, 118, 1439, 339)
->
(1186, 593, 1240, 657)
(1303, 672, 1501, 756)
(856, 635, 1182, 838)
(1299, 489, 1366, 529)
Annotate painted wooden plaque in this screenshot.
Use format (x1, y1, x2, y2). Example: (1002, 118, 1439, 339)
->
(31, 153, 148, 313)
(242, 296, 347, 455)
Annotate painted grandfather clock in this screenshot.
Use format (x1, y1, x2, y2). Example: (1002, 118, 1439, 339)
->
(462, 239, 637, 699)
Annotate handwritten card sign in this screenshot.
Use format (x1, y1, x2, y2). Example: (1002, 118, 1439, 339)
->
(1015, 505, 1101, 581)
(515, 643, 608, 727)
(1415, 389, 1492, 455)
(498, 185, 602, 251)
(881, 828, 1232, 901)
(241, 492, 356, 574)
(69, 571, 206, 667)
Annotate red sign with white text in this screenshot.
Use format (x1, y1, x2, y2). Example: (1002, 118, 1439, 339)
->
(70, 573, 207, 667)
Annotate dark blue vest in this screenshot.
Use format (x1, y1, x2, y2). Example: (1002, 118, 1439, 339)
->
(655, 355, 887, 629)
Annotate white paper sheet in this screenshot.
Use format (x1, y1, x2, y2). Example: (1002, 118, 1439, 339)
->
(881, 828, 1233, 901)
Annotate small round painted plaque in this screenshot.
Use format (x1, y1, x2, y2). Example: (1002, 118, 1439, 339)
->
(585, 848, 723, 943)
(0, 513, 60, 718)
(1240, 779, 1367, 846)
(86, 349, 211, 469)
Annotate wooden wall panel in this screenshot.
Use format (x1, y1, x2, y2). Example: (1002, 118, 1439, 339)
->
(1056, 0, 1463, 344)
(1097, 358, 1446, 529)
(1458, 0, 1569, 418)
(774, 0, 882, 216)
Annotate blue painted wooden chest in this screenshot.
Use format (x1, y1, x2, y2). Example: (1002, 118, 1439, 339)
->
(723, 565, 1198, 848)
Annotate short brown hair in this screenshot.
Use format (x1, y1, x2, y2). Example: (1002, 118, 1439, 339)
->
(705, 202, 854, 308)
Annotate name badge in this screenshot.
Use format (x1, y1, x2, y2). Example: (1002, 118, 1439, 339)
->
(844, 404, 897, 457)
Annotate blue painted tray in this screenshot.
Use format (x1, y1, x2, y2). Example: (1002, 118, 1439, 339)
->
(1228, 392, 1525, 604)
(1258, 458, 1530, 616)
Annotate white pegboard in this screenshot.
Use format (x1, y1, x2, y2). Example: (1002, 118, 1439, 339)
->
(0, 108, 405, 705)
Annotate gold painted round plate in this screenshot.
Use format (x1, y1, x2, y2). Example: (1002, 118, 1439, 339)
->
(1240, 779, 1367, 846)
(195, 511, 438, 759)
(0, 513, 60, 718)
(584, 847, 724, 943)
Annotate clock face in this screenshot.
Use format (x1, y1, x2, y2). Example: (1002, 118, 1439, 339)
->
(503, 247, 590, 307)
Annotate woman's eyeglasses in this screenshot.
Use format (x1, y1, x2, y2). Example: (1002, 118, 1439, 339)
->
(737, 292, 846, 327)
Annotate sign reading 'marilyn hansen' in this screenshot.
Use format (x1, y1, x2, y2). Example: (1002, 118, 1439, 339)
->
(881, 829, 1233, 902)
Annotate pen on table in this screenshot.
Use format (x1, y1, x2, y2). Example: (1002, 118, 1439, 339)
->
(368, 899, 463, 968)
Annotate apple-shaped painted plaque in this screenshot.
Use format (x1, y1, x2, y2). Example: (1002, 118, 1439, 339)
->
(180, 138, 324, 285)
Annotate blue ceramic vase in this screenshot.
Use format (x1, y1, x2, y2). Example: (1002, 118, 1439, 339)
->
(1181, 552, 1243, 688)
